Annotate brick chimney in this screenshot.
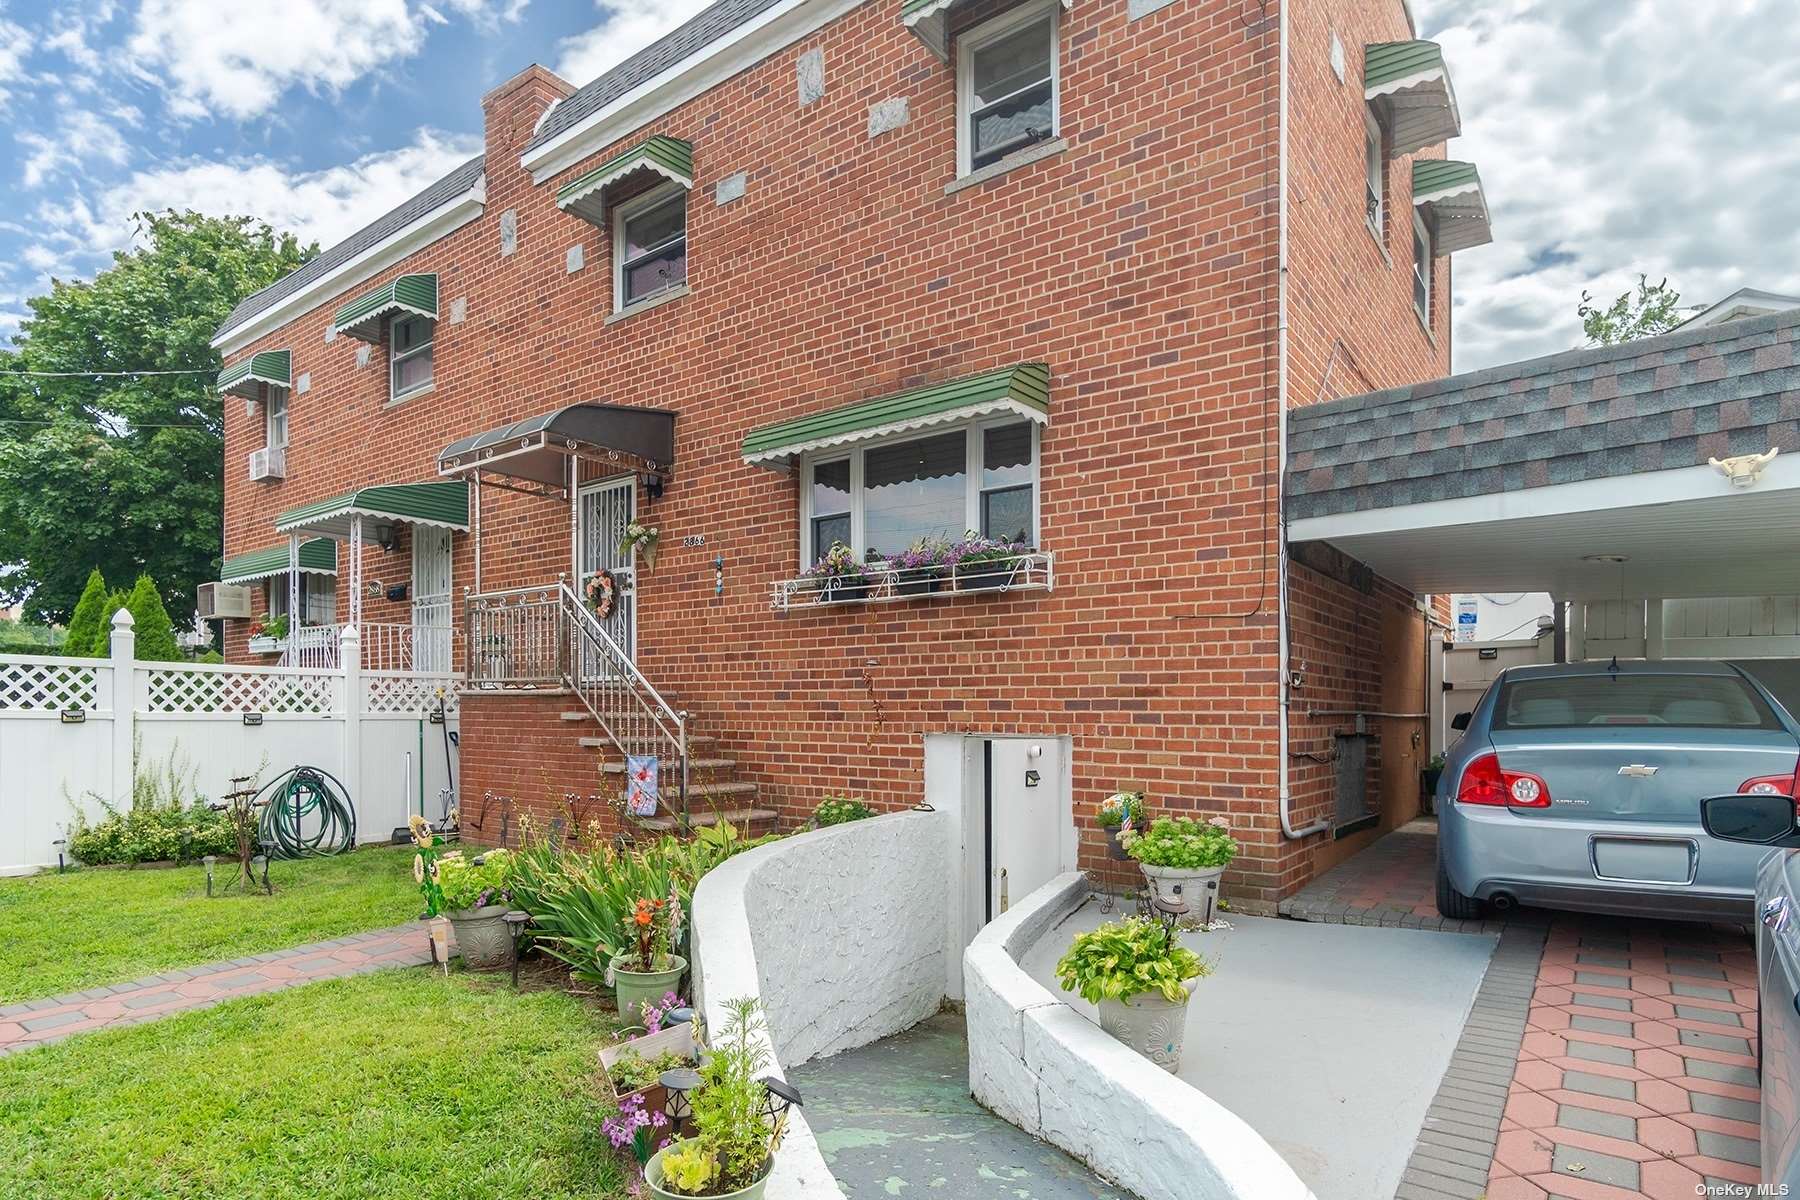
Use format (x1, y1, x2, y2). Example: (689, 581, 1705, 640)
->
(482, 64, 576, 171)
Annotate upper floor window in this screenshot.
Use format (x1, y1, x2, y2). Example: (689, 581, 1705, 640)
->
(801, 420, 1040, 565)
(1411, 209, 1431, 324)
(265, 386, 288, 449)
(616, 183, 688, 310)
(1364, 110, 1385, 243)
(390, 314, 435, 400)
(958, 1, 1059, 177)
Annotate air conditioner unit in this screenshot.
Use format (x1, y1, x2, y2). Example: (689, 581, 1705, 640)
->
(248, 445, 285, 481)
(197, 582, 252, 620)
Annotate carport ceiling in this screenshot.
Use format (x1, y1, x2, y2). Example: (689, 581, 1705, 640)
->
(1287, 308, 1800, 602)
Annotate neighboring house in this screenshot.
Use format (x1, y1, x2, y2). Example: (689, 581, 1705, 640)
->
(1677, 286, 1800, 329)
(208, 0, 1491, 911)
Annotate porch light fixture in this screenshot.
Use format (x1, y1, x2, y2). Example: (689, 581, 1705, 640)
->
(374, 522, 399, 551)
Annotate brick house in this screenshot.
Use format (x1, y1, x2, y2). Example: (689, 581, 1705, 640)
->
(208, 0, 1491, 914)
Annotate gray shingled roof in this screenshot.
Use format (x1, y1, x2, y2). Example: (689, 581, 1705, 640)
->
(1288, 307, 1800, 521)
(528, 0, 786, 155)
(216, 155, 487, 340)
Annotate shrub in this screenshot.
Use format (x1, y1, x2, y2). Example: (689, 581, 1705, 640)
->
(1055, 916, 1211, 1004)
(64, 568, 109, 657)
(125, 574, 180, 662)
(67, 750, 233, 866)
(813, 797, 874, 827)
(1126, 815, 1238, 870)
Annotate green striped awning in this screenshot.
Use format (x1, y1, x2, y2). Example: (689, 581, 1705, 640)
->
(332, 274, 438, 343)
(900, 0, 1069, 60)
(275, 481, 469, 538)
(556, 136, 693, 226)
(1413, 160, 1492, 255)
(1364, 41, 1460, 157)
(217, 350, 291, 399)
(220, 538, 338, 584)
(742, 363, 1049, 468)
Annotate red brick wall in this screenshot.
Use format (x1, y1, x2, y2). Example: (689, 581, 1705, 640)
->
(220, 0, 1444, 907)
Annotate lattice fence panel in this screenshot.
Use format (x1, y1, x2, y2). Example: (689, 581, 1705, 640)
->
(143, 668, 339, 715)
(0, 660, 101, 711)
(363, 673, 459, 717)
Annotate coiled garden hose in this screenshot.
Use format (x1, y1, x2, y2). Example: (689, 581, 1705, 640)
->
(257, 766, 357, 858)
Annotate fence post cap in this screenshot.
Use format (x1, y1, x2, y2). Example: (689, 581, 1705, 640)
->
(110, 608, 135, 629)
(339, 623, 361, 646)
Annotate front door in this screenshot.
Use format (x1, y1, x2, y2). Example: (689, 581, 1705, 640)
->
(986, 738, 1069, 921)
(411, 527, 453, 673)
(579, 476, 636, 660)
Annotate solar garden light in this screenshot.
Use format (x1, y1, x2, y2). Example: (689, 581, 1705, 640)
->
(504, 910, 531, 988)
(759, 1076, 804, 1122)
(203, 855, 217, 897)
(659, 1066, 703, 1136)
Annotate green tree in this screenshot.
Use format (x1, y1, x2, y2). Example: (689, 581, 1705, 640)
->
(0, 211, 315, 624)
(63, 567, 109, 658)
(1578, 275, 1685, 346)
(125, 574, 180, 661)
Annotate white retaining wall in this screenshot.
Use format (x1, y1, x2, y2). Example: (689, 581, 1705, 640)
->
(690, 809, 956, 1200)
(965, 872, 1318, 1200)
(0, 614, 458, 873)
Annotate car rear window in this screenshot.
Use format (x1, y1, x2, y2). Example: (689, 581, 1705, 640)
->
(1494, 673, 1782, 730)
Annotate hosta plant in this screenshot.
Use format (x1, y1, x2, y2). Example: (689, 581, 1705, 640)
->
(1125, 815, 1238, 869)
(1055, 916, 1211, 1005)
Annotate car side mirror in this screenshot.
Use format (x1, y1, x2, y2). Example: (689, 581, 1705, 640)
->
(1701, 793, 1800, 846)
(1450, 712, 1472, 732)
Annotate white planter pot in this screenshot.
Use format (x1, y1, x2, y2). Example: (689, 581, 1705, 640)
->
(1138, 863, 1226, 925)
(1098, 989, 1193, 1073)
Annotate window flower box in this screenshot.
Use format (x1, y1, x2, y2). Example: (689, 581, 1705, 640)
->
(247, 635, 282, 655)
(772, 551, 1053, 610)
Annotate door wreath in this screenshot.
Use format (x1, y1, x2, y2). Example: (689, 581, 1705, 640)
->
(584, 569, 619, 620)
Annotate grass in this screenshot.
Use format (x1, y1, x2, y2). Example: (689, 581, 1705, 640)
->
(0, 969, 630, 1199)
(0, 845, 421, 1004)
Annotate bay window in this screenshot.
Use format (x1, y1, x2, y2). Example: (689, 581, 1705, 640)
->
(800, 420, 1039, 565)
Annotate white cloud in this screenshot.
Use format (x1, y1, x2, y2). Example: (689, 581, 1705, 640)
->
(553, 0, 713, 87)
(0, 16, 32, 102)
(1415, 0, 1800, 371)
(18, 109, 132, 188)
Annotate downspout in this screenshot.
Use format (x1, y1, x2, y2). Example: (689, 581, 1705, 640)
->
(1277, 0, 1328, 840)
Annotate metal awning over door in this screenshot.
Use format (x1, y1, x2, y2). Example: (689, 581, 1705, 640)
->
(437, 403, 676, 492)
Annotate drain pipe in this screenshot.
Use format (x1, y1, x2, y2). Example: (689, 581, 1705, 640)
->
(1276, 0, 1328, 842)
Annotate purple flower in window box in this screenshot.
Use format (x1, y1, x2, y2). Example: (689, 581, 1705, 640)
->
(803, 541, 870, 603)
(892, 537, 949, 596)
(946, 534, 1033, 591)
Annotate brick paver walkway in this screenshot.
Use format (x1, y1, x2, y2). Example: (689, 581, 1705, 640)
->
(1282, 822, 1760, 1200)
(0, 924, 431, 1056)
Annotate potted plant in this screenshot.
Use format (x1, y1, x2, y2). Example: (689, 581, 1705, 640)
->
(891, 537, 947, 596)
(621, 521, 661, 569)
(1055, 915, 1211, 1072)
(600, 1002, 699, 1140)
(1125, 816, 1238, 922)
(803, 541, 870, 603)
(947, 534, 1031, 591)
(436, 847, 518, 971)
(612, 891, 688, 1018)
(644, 997, 788, 1200)
(1095, 791, 1147, 861)
(247, 613, 286, 654)
(812, 796, 874, 827)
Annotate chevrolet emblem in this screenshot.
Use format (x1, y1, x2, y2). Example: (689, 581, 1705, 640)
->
(1617, 764, 1659, 778)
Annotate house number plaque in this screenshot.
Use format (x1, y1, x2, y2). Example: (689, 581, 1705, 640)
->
(682, 534, 706, 547)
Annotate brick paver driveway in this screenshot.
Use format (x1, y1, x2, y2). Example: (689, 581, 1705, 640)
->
(1283, 819, 1761, 1200)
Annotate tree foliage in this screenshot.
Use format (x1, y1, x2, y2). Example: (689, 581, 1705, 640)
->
(0, 211, 315, 624)
(1578, 275, 1685, 346)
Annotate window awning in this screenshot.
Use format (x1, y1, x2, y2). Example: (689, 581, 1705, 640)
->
(438, 403, 677, 488)
(217, 349, 291, 399)
(1364, 40, 1461, 157)
(332, 273, 438, 343)
(220, 538, 338, 584)
(1413, 160, 1492, 254)
(556, 136, 693, 227)
(742, 362, 1049, 469)
(900, 0, 1070, 61)
(275, 481, 469, 538)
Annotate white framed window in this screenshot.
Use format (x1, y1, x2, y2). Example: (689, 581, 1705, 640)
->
(1411, 208, 1431, 324)
(264, 385, 288, 449)
(614, 183, 688, 310)
(390, 314, 435, 401)
(957, 0, 1059, 177)
(1364, 109, 1384, 243)
(798, 419, 1041, 566)
(268, 575, 336, 627)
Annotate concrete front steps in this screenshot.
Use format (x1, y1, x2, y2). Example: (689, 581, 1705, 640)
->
(559, 709, 777, 836)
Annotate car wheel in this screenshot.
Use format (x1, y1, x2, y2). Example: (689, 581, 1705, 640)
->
(1436, 853, 1484, 920)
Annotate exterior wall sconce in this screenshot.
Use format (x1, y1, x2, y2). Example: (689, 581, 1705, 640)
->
(374, 522, 399, 551)
(242, 712, 264, 727)
(642, 474, 664, 500)
(59, 708, 85, 724)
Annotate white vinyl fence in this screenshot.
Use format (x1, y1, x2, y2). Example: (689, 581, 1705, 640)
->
(0, 611, 459, 874)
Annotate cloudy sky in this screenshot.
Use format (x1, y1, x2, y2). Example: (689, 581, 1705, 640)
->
(0, 0, 1792, 373)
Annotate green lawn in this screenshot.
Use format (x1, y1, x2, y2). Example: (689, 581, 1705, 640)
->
(0, 969, 629, 1199)
(0, 845, 420, 1004)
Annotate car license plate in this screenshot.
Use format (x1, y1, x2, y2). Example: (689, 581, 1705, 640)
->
(1592, 837, 1694, 884)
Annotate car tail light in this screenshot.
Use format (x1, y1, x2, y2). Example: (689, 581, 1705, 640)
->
(1455, 752, 1552, 808)
(1739, 760, 1800, 798)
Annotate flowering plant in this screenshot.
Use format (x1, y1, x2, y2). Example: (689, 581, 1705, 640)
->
(249, 613, 288, 641)
(812, 797, 875, 827)
(1126, 815, 1238, 869)
(1095, 791, 1146, 830)
(623, 892, 678, 972)
(620, 521, 661, 568)
(436, 847, 516, 913)
(408, 814, 447, 917)
(640, 990, 688, 1034)
(602, 1090, 670, 1166)
(891, 537, 949, 572)
(803, 541, 869, 583)
(944, 533, 1031, 567)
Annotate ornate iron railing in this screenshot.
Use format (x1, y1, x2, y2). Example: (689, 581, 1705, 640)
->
(770, 551, 1054, 611)
(276, 622, 460, 672)
(465, 582, 688, 819)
